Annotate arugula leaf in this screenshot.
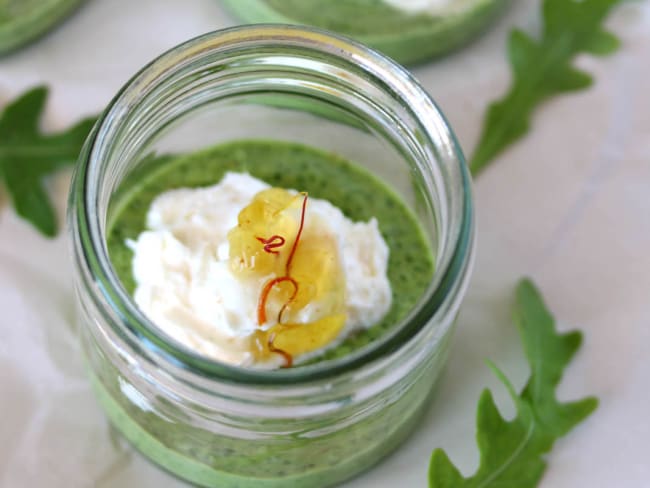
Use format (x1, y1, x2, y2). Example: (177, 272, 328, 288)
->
(470, 0, 623, 175)
(429, 279, 598, 487)
(0, 86, 96, 236)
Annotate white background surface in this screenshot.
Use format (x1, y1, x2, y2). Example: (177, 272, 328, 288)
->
(1, 1, 649, 487)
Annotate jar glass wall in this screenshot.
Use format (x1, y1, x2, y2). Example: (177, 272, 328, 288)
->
(69, 25, 475, 487)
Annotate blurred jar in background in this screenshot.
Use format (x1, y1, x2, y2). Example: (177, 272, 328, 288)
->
(0, 0, 87, 55)
(221, 0, 510, 65)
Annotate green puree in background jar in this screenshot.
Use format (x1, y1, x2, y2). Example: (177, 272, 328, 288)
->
(108, 139, 434, 365)
(98, 139, 435, 487)
(0, 0, 86, 55)
(221, 0, 510, 65)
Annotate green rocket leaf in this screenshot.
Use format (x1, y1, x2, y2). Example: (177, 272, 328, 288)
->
(429, 278, 598, 487)
(470, 0, 624, 175)
(0, 86, 96, 236)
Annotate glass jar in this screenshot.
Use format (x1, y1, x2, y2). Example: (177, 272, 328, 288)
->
(69, 25, 475, 488)
(0, 0, 87, 55)
(221, 0, 510, 65)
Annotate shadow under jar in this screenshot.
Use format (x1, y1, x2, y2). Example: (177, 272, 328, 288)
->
(68, 25, 475, 488)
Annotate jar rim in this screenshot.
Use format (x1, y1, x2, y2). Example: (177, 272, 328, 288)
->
(73, 24, 475, 385)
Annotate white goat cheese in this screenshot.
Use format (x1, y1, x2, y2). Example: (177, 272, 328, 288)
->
(128, 172, 391, 368)
(382, 0, 472, 15)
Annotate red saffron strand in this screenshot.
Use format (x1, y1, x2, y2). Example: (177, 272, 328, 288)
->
(255, 193, 309, 367)
(256, 193, 309, 326)
(285, 193, 308, 275)
(257, 276, 298, 325)
(256, 235, 285, 254)
(268, 333, 293, 368)
(277, 300, 291, 324)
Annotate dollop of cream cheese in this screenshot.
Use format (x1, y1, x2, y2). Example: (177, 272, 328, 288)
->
(128, 172, 392, 368)
(382, 0, 473, 15)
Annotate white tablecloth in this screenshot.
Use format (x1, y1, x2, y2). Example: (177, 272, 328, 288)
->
(1, 1, 649, 486)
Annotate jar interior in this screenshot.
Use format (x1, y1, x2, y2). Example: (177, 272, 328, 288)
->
(109, 99, 418, 216)
(88, 33, 463, 378)
(99, 46, 445, 241)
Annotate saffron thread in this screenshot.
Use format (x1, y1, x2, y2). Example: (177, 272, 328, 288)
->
(268, 333, 293, 368)
(257, 276, 298, 326)
(256, 235, 285, 254)
(285, 193, 308, 275)
(256, 193, 309, 367)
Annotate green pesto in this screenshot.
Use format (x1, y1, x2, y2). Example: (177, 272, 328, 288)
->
(107, 139, 434, 364)
(89, 360, 438, 487)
